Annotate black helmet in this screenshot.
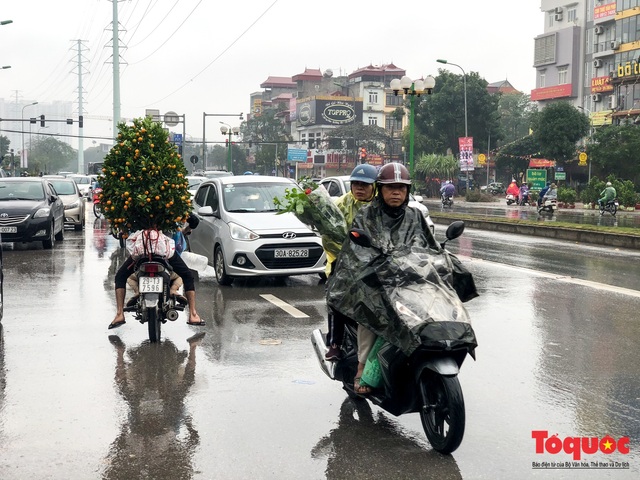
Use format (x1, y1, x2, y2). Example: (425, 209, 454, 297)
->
(376, 163, 411, 185)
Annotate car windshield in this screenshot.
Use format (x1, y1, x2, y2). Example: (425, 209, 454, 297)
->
(222, 182, 292, 212)
(0, 181, 44, 200)
(49, 180, 76, 195)
(71, 176, 92, 185)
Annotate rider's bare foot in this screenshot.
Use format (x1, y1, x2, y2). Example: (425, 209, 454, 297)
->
(186, 311, 205, 326)
(108, 314, 126, 329)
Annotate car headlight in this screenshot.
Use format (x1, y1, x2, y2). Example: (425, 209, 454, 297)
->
(229, 222, 259, 241)
(34, 207, 51, 218)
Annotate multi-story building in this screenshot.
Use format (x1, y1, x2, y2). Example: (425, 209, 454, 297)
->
(534, 1, 640, 126)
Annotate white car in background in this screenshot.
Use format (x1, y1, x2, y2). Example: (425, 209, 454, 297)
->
(318, 175, 435, 234)
(68, 174, 97, 198)
(186, 175, 206, 199)
(48, 178, 86, 231)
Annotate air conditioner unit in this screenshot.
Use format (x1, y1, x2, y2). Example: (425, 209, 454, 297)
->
(608, 96, 617, 109)
(594, 25, 604, 35)
(555, 13, 563, 21)
(611, 40, 620, 49)
(592, 93, 602, 102)
(555, 7, 563, 13)
(594, 59, 603, 68)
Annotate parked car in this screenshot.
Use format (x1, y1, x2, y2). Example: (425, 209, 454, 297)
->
(0, 235, 3, 322)
(68, 174, 97, 198)
(318, 175, 435, 234)
(0, 177, 65, 249)
(480, 182, 505, 195)
(47, 178, 86, 231)
(189, 175, 326, 285)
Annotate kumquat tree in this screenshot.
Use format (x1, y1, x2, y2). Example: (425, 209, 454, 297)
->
(99, 116, 191, 238)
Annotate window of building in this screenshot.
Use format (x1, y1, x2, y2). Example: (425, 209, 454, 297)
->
(368, 117, 377, 126)
(548, 11, 554, 28)
(534, 34, 556, 66)
(368, 91, 378, 104)
(567, 7, 577, 23)
(386, 93, 404, 106)
(385, 115, 403, 132)
(538, 71, 546, 88)
(558, 66, 569, 84)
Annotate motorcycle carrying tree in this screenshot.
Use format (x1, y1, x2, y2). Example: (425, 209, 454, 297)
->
(326, 205, 478, 357)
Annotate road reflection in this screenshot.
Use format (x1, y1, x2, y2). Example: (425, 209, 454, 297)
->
(102, 334, 205, 480)
(311, 398, 462, 480)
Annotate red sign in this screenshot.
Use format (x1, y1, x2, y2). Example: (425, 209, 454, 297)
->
(594, 2, 616, 20)
(591, 76, 613, 93)
(530, 84, 573, 101)
(458, 137, 474, 172)
(367, 154, 383, 166)
(529, 158, 556, 168)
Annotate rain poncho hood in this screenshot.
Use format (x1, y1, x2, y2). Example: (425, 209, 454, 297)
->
(326, 196, 477, 356)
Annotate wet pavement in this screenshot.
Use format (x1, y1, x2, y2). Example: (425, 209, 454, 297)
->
(0, 209, 639, 479)
(423, 198, 640, 229)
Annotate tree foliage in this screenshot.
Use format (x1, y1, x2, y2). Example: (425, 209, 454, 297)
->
(498, 92, 536, 144)
(240, 106, 291, 175)
(100, 117, 191, 236)
(530, 102, 589, 163)
(28, 136, 76, 174)
(587, 124, 640, 185)
(494, 135, 540, 182)
(411, 70, 502, 156)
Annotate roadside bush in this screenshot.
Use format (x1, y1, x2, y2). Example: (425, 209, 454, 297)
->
(558, 187, 577, 204)
(465, 189, 494, 202)
(580, 176, 638, 207)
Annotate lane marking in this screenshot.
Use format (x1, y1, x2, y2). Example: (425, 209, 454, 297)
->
(259, 294, 309, 318)
(461, 256, 640, 299)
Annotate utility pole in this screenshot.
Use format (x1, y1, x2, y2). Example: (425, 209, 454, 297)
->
(73, 39, 89, 173)
(108, 0, 125, 138)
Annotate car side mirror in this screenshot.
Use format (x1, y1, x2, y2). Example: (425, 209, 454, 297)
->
(413, 194, 423, 203)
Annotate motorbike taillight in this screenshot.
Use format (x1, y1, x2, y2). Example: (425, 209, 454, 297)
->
(140, 263, 165, 273)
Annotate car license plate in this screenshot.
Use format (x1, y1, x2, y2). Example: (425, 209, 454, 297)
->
(0, 227, 17, 233)
(139, 276, 163, 293)
(274, 248, 309, 258)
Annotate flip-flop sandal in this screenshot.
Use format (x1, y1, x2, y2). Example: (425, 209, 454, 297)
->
(108, 319, 126, 329)
(187, 319, 206, 326)
(354, 376, 372, 395)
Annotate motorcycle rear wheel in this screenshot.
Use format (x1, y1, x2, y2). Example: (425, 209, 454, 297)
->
(93, 203, 102, 218)
(146, 306, 161, 343)
(419, 372, 465, 454)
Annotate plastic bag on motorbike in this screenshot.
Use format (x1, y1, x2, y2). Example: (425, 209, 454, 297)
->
(127, 229, 175, 260)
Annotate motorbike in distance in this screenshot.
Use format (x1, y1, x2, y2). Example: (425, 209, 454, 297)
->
(599, 199, 619, 216)
(537, 198, 557, 214)
(123, 254, 185, 342)
(441, 193, 453, 208)
(519, 192, 532, 206)
(312, 221, 477, 454)
(506, 194, 518, 205)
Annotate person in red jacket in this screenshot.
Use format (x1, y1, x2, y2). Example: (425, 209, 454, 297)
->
(506, 180, 520, 200)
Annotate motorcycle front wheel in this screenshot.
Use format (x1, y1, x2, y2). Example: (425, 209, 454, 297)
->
(93, 203, 102, 218)
(145, 306, 162, 343)
(419, 371, 465, 454)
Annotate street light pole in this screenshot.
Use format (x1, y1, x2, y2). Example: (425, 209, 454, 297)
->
(389, 75, 436, 181)
(21, 101, 38, 171)
(220, 122, 240, 173)
(202, 112, 243, 170)
(437, 59, 469, 190)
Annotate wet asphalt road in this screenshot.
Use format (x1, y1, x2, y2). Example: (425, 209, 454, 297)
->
(0, 209, 639, 479)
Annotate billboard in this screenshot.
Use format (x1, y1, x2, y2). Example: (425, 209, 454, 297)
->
(458, 137, 474, 172)
(296, 96, 363, 127)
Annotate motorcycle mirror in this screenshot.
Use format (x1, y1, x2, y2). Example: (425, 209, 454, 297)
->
(441, 221, 465, 248)
(348, 228, 372, 248)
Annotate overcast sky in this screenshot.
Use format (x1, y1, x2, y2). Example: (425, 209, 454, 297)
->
(2, 0, 542, 148)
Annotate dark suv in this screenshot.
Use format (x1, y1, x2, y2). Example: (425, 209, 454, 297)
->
(0, 178, 65, 249)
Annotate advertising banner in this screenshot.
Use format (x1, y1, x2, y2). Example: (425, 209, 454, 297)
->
(458, 137, 474, 172)
(296, 96, 363, 126)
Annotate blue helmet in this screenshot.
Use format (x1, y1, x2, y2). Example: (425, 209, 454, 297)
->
(243, 171, 253, 175)
(349, 164, 377, 184)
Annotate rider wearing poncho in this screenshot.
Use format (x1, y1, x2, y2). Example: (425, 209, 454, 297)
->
(327, 163, 476, 359)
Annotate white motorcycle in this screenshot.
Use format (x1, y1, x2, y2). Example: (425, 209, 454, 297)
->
(537, 198, 557, 214)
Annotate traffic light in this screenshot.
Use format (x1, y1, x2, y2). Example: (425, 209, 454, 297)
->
(225, 139, 229, 147)
(79, 115, 83, 128)
(359, 147, 367, 161)
(40, 115, 45, 127)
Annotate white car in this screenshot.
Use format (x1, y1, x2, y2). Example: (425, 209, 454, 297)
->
(68, 174, 97, 198)
(186, 175, 206, 198)
(318, 175, 435, 234)
(189, 175, 326, 285)
(47, 178, 86, 231)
